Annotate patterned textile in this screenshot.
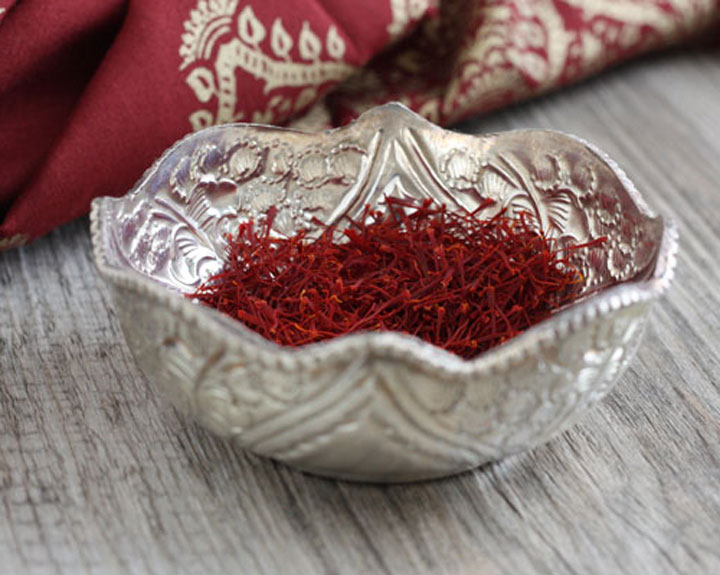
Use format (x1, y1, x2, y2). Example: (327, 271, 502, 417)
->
(0, 0, 717, 248)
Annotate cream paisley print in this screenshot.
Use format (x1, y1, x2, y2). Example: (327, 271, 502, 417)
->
(180, 0, 718, 130)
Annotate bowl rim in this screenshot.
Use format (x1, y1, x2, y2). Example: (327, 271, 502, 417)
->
(90, 103, 678, 376)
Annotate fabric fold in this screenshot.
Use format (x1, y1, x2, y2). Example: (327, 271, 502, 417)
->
(0, 0, 717, 249)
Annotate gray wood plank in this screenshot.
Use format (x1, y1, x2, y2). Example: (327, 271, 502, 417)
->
(2, 49, 720, 575)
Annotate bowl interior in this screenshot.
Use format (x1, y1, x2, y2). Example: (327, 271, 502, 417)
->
(95, 104, 665, 303)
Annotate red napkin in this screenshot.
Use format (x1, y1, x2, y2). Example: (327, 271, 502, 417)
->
(0, 0, 717, 250)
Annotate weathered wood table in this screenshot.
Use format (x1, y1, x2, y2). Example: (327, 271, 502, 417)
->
(2, 50, 719, 574)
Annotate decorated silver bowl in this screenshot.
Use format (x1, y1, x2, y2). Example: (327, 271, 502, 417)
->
(90, 103, 676, 482)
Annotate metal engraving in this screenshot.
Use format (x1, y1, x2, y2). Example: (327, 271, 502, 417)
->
(91, 103, 676, 482)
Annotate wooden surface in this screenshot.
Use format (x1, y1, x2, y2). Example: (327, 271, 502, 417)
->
(2, 50, 720, 575)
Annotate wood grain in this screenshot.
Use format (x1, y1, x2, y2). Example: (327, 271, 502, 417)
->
(2, 50, 720, 574)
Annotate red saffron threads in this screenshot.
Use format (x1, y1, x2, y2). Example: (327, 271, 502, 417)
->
(190, 198, 605, 359)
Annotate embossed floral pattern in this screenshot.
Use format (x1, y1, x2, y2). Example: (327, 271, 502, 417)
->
(94, 107, 674, 481)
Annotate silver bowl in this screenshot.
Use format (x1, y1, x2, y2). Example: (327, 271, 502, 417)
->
(90, 103, 676, 482)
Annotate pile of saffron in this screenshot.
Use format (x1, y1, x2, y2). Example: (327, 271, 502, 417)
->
(191, 198, 601, 359)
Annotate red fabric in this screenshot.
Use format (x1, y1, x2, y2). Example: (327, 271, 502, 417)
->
(0, 0, 718, 249)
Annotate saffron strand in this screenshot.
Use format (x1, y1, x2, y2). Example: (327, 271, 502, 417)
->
(190, 198, 604, 359)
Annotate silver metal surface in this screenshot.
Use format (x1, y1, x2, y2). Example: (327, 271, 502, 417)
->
(90, 103, 676, 482)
